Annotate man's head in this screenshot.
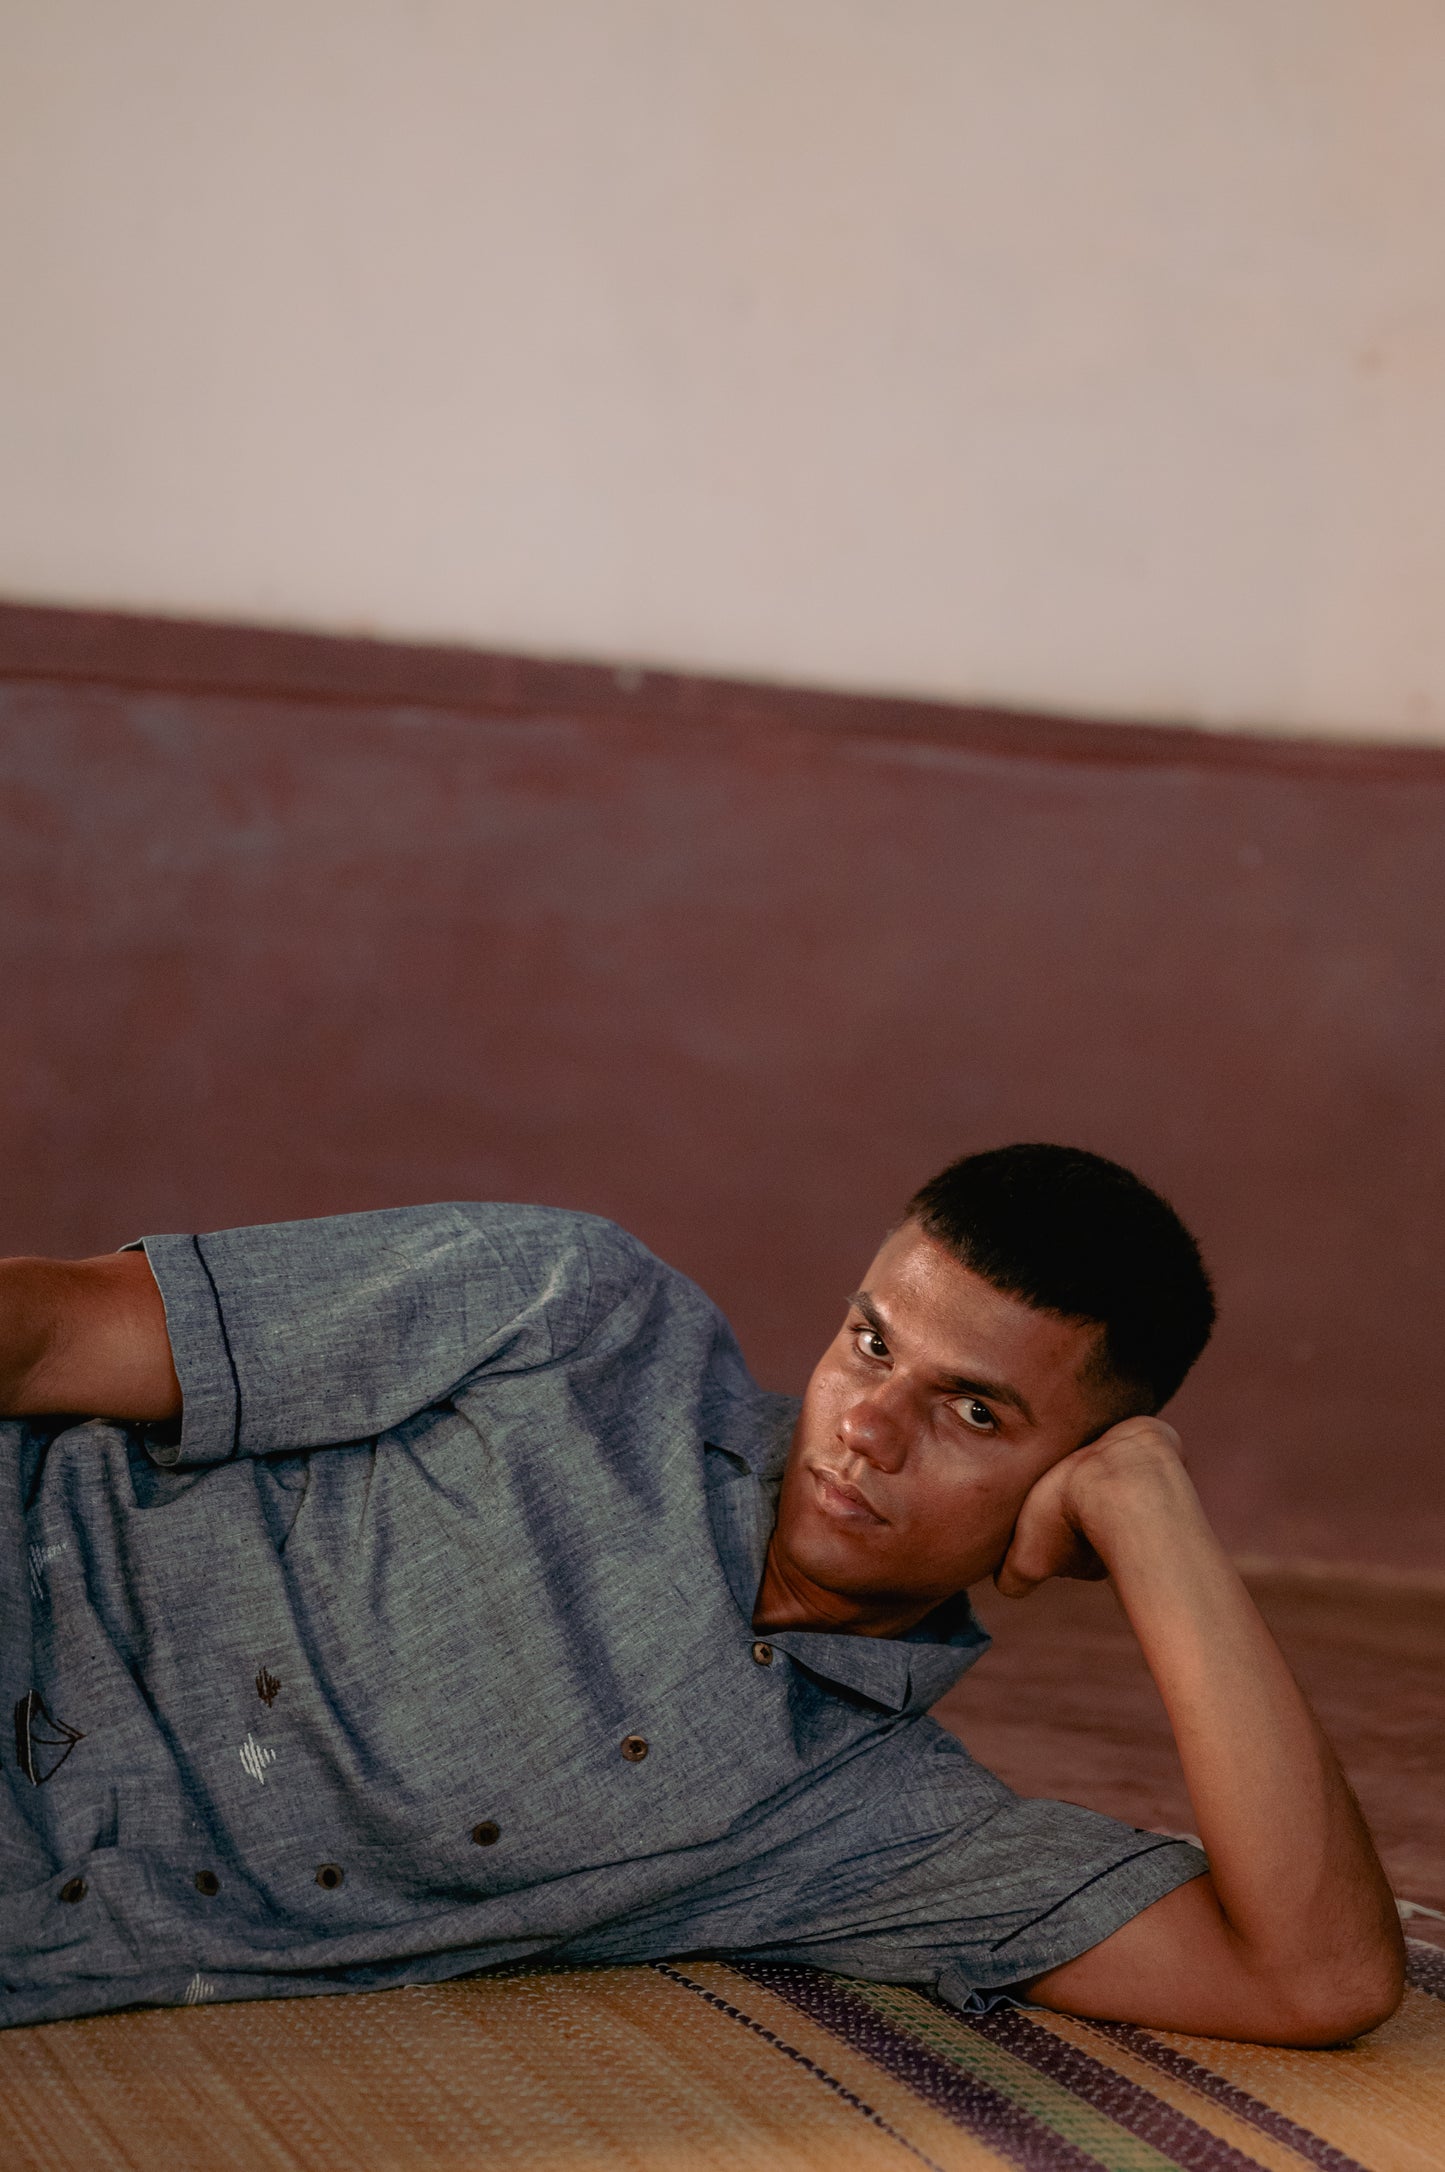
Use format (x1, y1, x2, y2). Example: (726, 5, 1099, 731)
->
(763, 1144, 1214, 1636)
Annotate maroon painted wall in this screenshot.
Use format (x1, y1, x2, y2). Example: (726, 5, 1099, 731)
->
(2, 606, 1442, 1573)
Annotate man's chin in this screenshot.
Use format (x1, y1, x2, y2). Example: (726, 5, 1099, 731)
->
(780, 1499, 902, 1598)
(778, 1493, 997, 1612)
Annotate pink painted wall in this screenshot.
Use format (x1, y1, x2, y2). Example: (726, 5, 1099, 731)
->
(2, 628, 1441, 1573)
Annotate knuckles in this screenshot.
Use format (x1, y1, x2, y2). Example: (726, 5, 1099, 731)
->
(1001, 1416, 1189, 1595)
(1071, 1418, 1185, 1494)
(1092, 1416, 1183, 1461)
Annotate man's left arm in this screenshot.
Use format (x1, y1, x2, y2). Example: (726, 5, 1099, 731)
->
(1002, 1421, 1405, 2045)
(135, 1203, 625, 1467)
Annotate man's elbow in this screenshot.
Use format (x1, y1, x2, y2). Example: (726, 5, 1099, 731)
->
(1259, 1943, 1406, 2047)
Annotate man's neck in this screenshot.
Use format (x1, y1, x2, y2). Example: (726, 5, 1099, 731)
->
(752, 1536, 933, 1640)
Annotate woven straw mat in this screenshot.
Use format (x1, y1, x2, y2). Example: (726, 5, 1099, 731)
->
(0, 1942, 1441, 2170)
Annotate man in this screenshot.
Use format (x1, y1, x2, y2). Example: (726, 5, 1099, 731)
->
(0, 1144, 1403, 2038)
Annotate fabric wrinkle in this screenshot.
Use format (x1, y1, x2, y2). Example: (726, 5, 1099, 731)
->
(0, 1202, 1206, 2028)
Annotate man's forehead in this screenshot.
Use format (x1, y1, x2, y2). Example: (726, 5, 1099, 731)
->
(857, 1225, 1102, 1387)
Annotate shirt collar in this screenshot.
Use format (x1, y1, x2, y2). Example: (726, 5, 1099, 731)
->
(704, 1388, 990, 1716)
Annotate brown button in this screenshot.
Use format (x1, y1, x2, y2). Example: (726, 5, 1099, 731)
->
(315, 1863, 345, 1890)
(471, 1821, 501, 1847)
(751, 1641, 774, 1666)
(59, 1878, 87, 1905)
(620, 1734, 649, 1762)
(194, 1870, 220, 1897)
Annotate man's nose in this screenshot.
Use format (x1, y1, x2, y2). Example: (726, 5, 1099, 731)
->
(838, 1389, 910, 1474)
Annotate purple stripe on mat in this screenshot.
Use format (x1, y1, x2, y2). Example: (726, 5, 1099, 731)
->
(1082, 2022, 1370, 2172)
(736, 1963, 1115, 2172)
(650, 1964, 952, 2172)
(968, 2006, 1274, 2172)
(1406, 1939, 1445, 2003)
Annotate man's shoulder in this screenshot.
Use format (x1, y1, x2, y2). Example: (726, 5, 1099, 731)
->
(145, 1201, 678, 1367)
(365, 1200, 730, 1358)
(169, 1199, 722, 1336)
(439, 1202, 676, 1301)
(184, 1199, 656, 1285)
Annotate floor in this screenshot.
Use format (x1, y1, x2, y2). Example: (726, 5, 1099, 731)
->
(1, 1564, 1442, 2172)
(934, 1566, 1445, 1945)
(8, 1953, 1445, 2172)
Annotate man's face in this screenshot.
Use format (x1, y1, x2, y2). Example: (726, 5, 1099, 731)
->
(764, 1219, 1118, 1635)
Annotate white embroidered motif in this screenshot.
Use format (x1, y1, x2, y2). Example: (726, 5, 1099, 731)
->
(27, 1542, 68, 1599)
(239, 1733, 276, 1785)
(182, 1973, 219, 2005)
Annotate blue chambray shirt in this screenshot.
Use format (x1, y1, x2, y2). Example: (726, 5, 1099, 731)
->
(0, 1205, 1205, 2027)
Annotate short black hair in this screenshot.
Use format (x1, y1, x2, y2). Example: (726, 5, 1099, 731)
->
(906, 1143, 1214, 1412)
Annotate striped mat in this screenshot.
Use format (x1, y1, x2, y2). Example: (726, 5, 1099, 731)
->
(0, 1942, 1440, 2170)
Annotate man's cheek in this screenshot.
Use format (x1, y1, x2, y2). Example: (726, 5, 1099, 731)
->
(934, 1483, 1016, 1577)
(796, 1374, 840, 1440)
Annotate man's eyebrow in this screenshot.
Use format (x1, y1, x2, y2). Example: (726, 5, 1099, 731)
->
(847, 1290, 1036, 1426)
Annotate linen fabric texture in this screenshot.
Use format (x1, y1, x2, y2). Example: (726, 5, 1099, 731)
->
(0, 1205, 1205, 2026)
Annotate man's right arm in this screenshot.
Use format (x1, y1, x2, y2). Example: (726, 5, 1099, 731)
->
(1004, 1420, 1404, 2044)
(0, 1252, 181, 1421)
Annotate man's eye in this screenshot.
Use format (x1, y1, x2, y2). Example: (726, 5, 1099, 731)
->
(853, 1327, 889, 1361)
(951, 1398, 997, 1434)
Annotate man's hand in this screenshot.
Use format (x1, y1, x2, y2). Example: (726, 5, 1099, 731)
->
(995, 1416, 1185, 1596)
(997, 1413, 1405, 2046)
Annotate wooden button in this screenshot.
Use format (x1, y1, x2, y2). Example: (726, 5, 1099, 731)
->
(620, 1735, 649, 1762)
(751, 1641, 774, 1666)
(315, 1863, 345, 1890)
(59, 1878, 87, 1905)
(471, 1821, 501, 1846)
(194, 1870, 220, 1897)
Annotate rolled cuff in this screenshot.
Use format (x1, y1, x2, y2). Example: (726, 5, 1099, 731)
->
(137, 1234, 240, 1468)
(935, 1836, 1210, 2008)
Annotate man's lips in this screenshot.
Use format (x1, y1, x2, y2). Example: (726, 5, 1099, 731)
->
(808, 1465, 887, 1526)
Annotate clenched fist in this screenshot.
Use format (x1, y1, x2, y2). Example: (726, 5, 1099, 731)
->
(995, 1415, 1196, 1598)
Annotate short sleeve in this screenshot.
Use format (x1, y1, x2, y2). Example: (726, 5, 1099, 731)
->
(731, 1742, 1209, 2005)
(138, 1203, 645, 1468)
(930, 1799, 1209, 2006)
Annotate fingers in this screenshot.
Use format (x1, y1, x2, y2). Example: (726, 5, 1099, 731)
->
(995, 1419, 1190, 1605)
(996, 1516, 1086, 1594)
(996, 1537, 1109, 1598)
(1091, 1413, 1183, 1459)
